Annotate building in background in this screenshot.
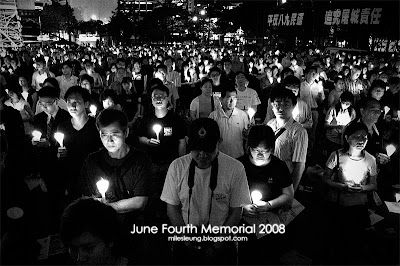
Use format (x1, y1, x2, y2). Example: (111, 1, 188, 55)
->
(1, 0, 23, 48)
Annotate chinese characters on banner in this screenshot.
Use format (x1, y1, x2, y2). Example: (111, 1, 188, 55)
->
(267, 13, 305, 27)
(324, 8, 382, 25)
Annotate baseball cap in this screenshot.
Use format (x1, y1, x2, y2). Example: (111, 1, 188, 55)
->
(188, 118, 220, 152)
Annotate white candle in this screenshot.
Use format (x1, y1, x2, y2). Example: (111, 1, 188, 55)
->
(247, 107, 256, 122)
(54, 132, 65, 148)
(152, 124, 162, 141)
(89, 105, 97, 116)
(386, 144, 396, 157)
(251, 190, 264, 205)
(32, 130, 42, 141)
(384, 106, 390, 115)
(96, 178, 109, 202)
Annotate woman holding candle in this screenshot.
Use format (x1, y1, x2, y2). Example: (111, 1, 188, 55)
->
(238, 125, 294, 265)
(322, 122, 377, 264)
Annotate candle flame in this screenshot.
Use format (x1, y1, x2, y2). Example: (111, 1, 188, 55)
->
(96, 178, 109, 195)
(251, 190, 262, 204)
(90, 105, 97, 115)
(32, 130, 42, 141)
(54, 132, 64, 147)
(247, 108, 256, 121)
(386, 144, 396, 157)
(384, 106, 390, 115)
(152, 124, 162, 134)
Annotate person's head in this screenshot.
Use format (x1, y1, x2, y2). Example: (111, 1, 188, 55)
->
(223, 59, 232, 72)
(280, 67, 294, 81)
(359, 97, 382, 125)
(350, 66, 361, 81)
(151, 84, 169, 110)
(291, 57, 297, 66)
(60, 198, 120, 265)
(220, 87, 237, 111)
(305, 66, 318, 82)
(200, 78, 213, 97)
(247, 125, 275, 166)
(43, 77, 60, 91)
(132, 59, 141, 72)
(271, 65, 279, 77)
(388, 76, 400, 93)
(7, 87, 22, 100)
(209, 67, 221, 85)
(282, 75, 300, 97)
(265, 67, 272, 77)
(334, 76, 345, 92)
(116, 58, 125, 69)
(121, 77, 133, 93)
(338, 91, 354, 111)
(67, 51, 75, 61)
(188, 118, 221, 169)
(368, 79, 386, 100)
(84, 60, 94, 72)
(154, 64, 167, 82)
(110, 63, 117, 73)
(65, 86, 90, 117)
(18, 76, 29, 88)
(80, 74, 94, 92)
(270, 87, 297, 120)
(164, 56, 173, 68)
(101, 89, 118, 109)
(61, 61, 73, 76)
(235, 71, 248, 88)
(35, 57, 45, 71)
(96, 108, 128, 154)
(37, 86, 60, 116)
(342, 122, 369, 152)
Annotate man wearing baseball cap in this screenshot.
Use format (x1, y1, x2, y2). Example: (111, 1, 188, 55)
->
(161, 118, 251, 264)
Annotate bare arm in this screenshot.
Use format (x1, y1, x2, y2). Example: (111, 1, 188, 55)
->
(106, 196, 148, 213)
(292, 162, 305, 191)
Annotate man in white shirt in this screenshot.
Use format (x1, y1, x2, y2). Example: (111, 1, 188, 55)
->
(32, 57, 55, 91)
(56, 61, 79, 99)
(235, 71, 261, 112)
(161, 118, 251, 264)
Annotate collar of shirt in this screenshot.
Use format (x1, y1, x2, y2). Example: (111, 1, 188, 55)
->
(47, 108, 59, 123)
(269, 117, 294, 132)
(357, 119, 379, 136)
(219, 107, 238, 118)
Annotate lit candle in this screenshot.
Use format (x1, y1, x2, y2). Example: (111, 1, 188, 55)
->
(386, 144, 396, 157)
(384, 106, 390, 115)
(397, 110, 400, 119)
(251, 190, 266, 206)
(152, 124, 162, 141)
(96, 178, 109, 202)
(89, 105, 97, 116)
(32, 130, 42, 141)
(247, 107, 256, 122)
(54, 132, 65, 148)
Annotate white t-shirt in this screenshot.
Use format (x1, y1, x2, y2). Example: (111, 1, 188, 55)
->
(235, 87, 261, 111)
(161, 153, 251, 226)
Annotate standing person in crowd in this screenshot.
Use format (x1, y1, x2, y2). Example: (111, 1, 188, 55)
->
(35, 77, 68, 115)
(18, 75, 37, 114)
(300, 66, 324, 156)
(79, 74, 101, 115)
(57, 86, 102, 201)
(4, 87, 34, 135)
(325, 91, 356, 157)
(209, 87, 249, 159)
(80, 108, 150, 263)
(80, 60, 103, 91)
(31, 57, 55, 92)
(382, 76, 400, 119)
(66, 51, 82, 77)
(290, 57, 304, 80)
(238, 125, 294, 265)
(235, 71, 261, 112)
(161, 118, 251, 264)
(60, 198, 129, 265)
(345, 66, 364, 104)
(154, 64, 180, 112)
(56, 61, 79, 99)
(322, 122, 377, 264)
(189, 78, 219, 121)
(222, 58, 236, 88)
(327, 76, 345, 108)
(32, 86, 70, 232)
(119, 77, 141, 131)
(266, 89, 308, 191)
(164, 56, 181, 90)
(209, 66, 228, 96)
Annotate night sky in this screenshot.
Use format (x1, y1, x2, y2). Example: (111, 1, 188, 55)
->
(69, 0, 118, 23)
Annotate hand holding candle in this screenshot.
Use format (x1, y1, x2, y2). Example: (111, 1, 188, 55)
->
(96, 178, 109, 202)
(152, 124, 162, 141)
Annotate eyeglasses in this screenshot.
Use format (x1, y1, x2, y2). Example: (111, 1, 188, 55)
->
(271, 101, 293, 108)
(152, 95, 167, 101)
(100, 132, 124, 140)
(38, 100, 56, 108)
(368, 109, 383, 115)
(250, 147, 271, 154)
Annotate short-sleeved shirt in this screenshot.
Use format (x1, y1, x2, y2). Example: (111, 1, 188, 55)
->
(208, 107, 249, 159)
(138, 111, 186, 163)
(238, 155, 292, 203)
(267, 118, 308, 173)
(235, 87, 261, 111)
(325, 107, 356, 144)
(80, 147, 150, 202)
(161, 153, 252, 226)
(56, 75, 79, 99)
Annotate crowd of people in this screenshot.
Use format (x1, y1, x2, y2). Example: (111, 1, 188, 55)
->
(0, 43, 399, 265)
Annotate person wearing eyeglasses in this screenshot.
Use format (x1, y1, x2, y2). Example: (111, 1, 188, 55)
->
(238, 124, 294, 265)
(32, 86, 71, 232)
